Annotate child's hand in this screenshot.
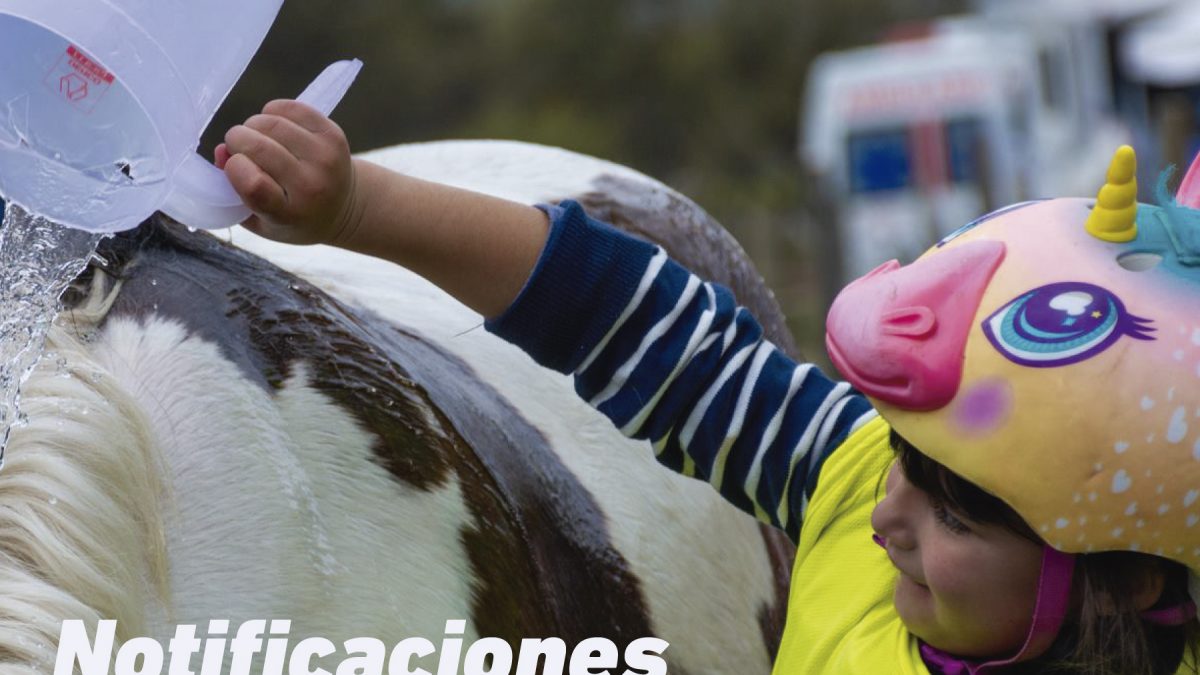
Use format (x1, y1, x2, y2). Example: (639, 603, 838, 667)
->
(216, 100, 361, 246)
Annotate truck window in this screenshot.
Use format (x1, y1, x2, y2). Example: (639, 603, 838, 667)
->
(847, 128, 911, 193)
(945, 118, 984, 184)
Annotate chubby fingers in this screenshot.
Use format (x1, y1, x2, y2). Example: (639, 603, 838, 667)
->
(222, 112, 316, 216)
(223, 151, 287, 216)
(226, 100, 350, 202)
(262, 99, 337, 134)
(225, 122, 303, 187)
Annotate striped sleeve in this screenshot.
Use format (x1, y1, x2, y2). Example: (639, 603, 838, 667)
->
(486, 201, 876, 543)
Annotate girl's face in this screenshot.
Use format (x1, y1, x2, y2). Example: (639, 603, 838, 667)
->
(870, 463, 1046, 659)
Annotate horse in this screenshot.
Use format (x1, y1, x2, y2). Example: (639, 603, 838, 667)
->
(0, 141, 797, 674)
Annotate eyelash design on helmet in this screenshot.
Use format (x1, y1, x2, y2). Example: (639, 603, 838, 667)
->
(936, 200, 1047, 248)
(982, 281, 1156, 368)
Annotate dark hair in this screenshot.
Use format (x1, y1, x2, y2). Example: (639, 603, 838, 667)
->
(890, 430, 1200, 675)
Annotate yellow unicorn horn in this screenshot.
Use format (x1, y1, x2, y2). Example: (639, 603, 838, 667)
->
(1085, 145, 1138, 243)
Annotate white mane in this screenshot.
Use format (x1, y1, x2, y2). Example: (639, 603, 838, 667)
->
(0, 276, 168, 672)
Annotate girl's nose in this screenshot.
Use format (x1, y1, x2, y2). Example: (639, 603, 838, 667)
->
(871, 466, 918, 550)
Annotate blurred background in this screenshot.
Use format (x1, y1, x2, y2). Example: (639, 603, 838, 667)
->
(206, 0, 1200, 366)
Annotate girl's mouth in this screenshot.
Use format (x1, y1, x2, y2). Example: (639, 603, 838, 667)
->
(874, 533, 929, 588)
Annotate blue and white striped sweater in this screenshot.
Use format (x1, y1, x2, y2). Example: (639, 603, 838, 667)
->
(487, 201, 876, 544)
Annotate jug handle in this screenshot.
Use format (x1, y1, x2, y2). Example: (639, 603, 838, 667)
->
(161, 59, 364, 230)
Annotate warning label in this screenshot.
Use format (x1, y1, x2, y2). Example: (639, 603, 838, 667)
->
(44, 45, 116, 113)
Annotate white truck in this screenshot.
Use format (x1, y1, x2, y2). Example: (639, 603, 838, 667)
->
(801, 15, 1129, 283)
(1120, 1, 1200, 175)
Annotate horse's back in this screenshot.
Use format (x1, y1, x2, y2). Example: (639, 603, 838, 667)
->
(23, 140, 791, 673)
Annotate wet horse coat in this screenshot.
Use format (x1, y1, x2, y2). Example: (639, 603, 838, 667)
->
(4, 141, 792, 673)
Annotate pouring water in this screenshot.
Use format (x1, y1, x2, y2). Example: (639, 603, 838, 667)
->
(0, 1, 361, 466)
(0, 203, 103, 466)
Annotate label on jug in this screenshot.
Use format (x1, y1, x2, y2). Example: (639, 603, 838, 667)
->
(43, 46, 116, 114)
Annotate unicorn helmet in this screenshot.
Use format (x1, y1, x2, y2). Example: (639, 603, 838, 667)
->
(826, 145, 1200, 608)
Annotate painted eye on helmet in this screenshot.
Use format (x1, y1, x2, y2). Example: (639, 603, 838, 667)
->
(937, 200, 1046, 248)
(982, 282, 1155, 368)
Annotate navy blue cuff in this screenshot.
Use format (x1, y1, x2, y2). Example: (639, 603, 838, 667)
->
(486, 200, 657, 373)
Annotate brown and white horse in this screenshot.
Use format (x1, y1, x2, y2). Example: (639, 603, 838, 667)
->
(1, 141, 794, 674)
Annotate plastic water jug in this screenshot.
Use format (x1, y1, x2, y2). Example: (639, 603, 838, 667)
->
(0, 0, 361, 233)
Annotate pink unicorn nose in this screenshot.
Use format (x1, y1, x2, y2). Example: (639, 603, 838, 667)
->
(825, 239, 1006, 411)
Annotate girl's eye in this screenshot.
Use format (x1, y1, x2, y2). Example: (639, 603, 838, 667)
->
(932, 501, 972, 535)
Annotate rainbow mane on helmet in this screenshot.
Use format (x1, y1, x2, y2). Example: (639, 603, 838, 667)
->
(1154, 172, 1200, 269)
(825, 146, 1200, 599)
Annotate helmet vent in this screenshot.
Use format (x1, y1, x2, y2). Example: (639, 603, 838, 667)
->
(1117, 252, 1163, 272)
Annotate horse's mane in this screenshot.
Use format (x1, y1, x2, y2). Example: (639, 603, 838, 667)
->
(0, 274, 169, 672)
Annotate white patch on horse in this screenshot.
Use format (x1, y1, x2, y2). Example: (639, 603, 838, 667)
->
(92, 316, 479, 647)
(357, 141, 658, 208)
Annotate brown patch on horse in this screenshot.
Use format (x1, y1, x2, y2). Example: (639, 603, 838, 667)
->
(384, 328, 691, 672)
(75, 217, 685, 668)
(571, 173, 799, 359)
(756, 522, 794, 662)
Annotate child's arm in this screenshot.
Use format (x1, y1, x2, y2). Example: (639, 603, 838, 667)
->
(220, 101, 876, 542)
(485, 201, 876, 541)
(217, 99, 549, 319)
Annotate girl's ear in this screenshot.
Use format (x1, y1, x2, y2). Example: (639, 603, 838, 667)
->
(1088, 558, 1166, 615)
(1130, 567, 1166, 613)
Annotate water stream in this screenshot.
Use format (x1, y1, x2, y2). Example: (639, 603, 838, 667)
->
(0, 202, 104, 467)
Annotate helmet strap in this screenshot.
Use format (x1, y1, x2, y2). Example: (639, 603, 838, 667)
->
(919, 546, 1075, 674)
(1190, 572, 1200, 623)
